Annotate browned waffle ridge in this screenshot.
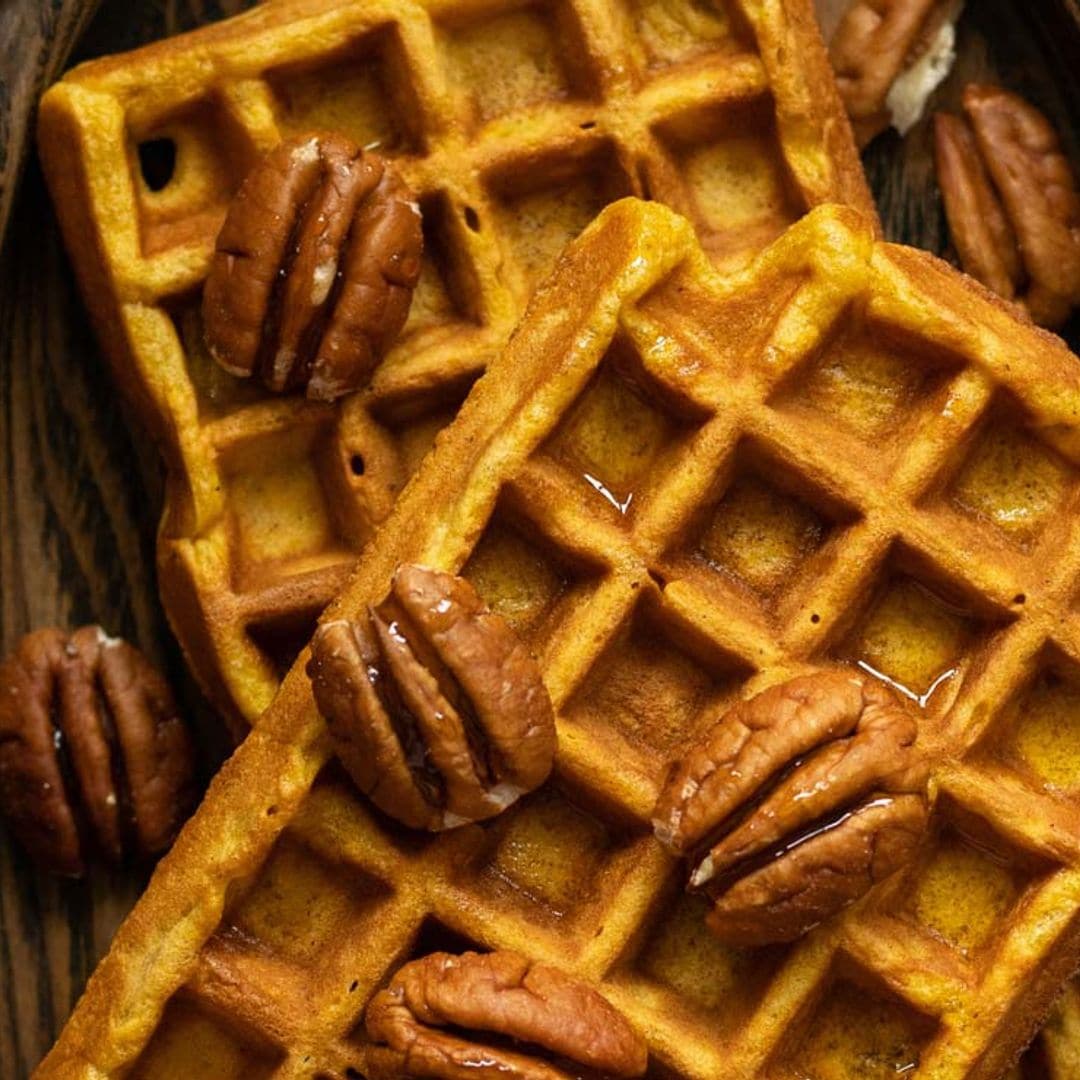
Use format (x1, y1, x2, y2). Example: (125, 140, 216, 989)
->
(36, 0, 873, 734)
(35, 201, 1080, 1078)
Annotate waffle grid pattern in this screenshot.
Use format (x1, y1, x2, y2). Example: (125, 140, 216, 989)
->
(37, 202, 1080, 1079)
(38, 0, 871, 729)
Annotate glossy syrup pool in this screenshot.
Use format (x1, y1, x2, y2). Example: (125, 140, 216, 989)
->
(949, 421, 1074, 549)
(840, 573, 980, 707)
(545, 354, 680, 518)
(790, 978, 935, 1079)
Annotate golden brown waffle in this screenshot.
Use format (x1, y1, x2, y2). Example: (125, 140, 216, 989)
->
(36, 201, 1080, 1079)
(37, 0, 872, 733)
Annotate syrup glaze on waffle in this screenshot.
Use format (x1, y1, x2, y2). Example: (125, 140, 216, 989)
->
(37, 0, 872, 732)
(36, 201, 1080, 1079)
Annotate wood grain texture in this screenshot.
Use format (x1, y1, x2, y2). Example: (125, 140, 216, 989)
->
(0, 0, 102, 246)
(0, 5, 253, 1076)
(0, 1, 1077, 1077)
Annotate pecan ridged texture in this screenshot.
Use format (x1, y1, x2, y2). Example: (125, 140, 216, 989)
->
(830, 0, 955, 147)
(365, 951, 648, 1080)
(203, 131, 423, 401)
(653, 671, 928, 946)
(307, 565, 557, 831)
(0, 626, 197, 876)
(935, 85, 1080, 329)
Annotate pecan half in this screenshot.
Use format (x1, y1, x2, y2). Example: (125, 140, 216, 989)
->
(935, 85, 1080, 329)
(203, 132, 423, 401)
(829, 0, 956, 147)
(0, 626, 196, 876)
(365, 951, 648, 1079)
(308, 565, 556, 831)
(653, 671, 928, 945)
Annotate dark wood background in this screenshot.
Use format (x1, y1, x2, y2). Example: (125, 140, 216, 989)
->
(0, 0, 1078, 1076)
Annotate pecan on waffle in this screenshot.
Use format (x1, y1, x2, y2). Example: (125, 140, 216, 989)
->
(36, 0, 872, 735)
(35, 201, 1080, 1079)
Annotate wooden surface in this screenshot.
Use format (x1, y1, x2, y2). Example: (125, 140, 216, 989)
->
(0, 0, 1078, 1076)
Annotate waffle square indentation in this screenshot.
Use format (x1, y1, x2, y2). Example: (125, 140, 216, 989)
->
(542, 337, 700, 524)
(835, 552, 1007, 710)
(470, 787, 635, 925)
(947, 408, 1078, 552)
(633, 890, 788, 1028)
(129, 995, 284, 1079)
(771, 318, 962, 452)
(666, 444, 856, 617)
(566, 594, 749, 755)
(268, 28, 423, 154)
(786, 971, 938, 1080)
(622, 0, 754, 70)
(903, 825, 1031, 958)
(487, 142, 634, 293)
(653, 99, 804, 270)
(463, 510, 591, 645)
(439, 3, 589, 128)
(127, 99, 253, 258)
(221, 425, 358, 590)
(223, 835, 389, 967)
(994, 650, 1080, 796)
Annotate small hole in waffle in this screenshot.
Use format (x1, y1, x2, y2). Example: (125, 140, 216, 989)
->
(137, 137, 177, 191)
(463, 205, 481, 232)
(350, 454, 366, 477)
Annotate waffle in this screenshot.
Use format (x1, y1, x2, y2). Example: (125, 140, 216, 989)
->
(36, 0, 872, 734)
(36, 200, 1080, 1079)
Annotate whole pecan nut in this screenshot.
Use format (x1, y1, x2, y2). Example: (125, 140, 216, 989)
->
(829, 0, 953, 147)
(0, 626, 197, 876)
(935, 85, 1080, 329)
(365, 950, 648, 1079)
(202, 131, 423, 401)
(308, 565, 557, 831)
(653, 671, 928, 945)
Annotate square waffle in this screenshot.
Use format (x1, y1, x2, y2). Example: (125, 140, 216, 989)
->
(36, 0, 873, 733)
(36, 200, 1080, 1079)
